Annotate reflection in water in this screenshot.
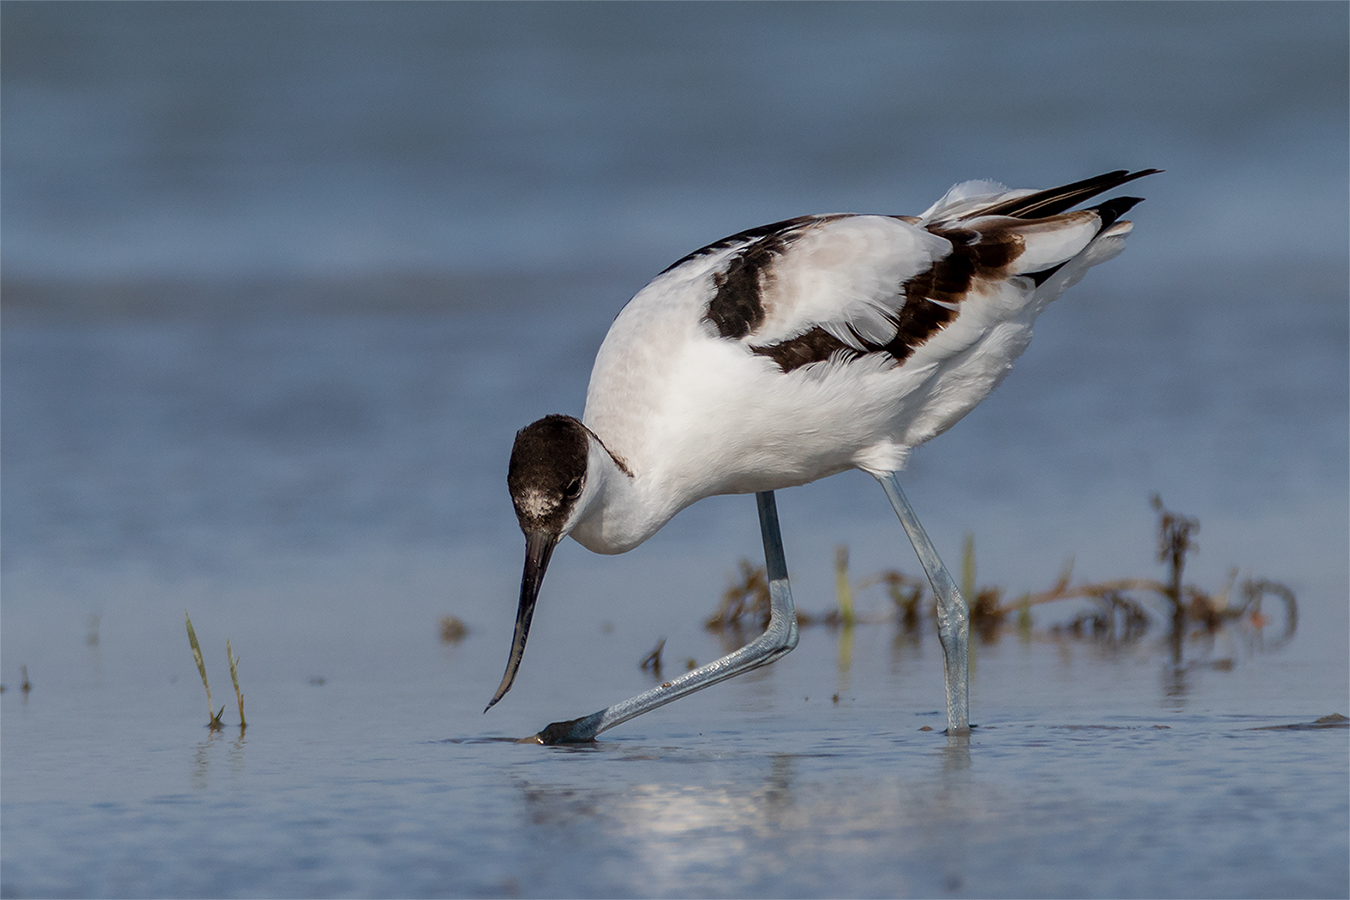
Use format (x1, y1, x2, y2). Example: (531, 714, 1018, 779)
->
(836, 623, 853, 690)
(228, 732, 246, 776)
(192, 731, 219, 789)
(932, 731, 974, 892)
(889, 627, 924, 676)
(86, 617, 104, 687)
(512, 735, 981, 895)
(191, 728, 248, 789)
(942, 729, 972, 774)
(1161, 657, 1190, 706)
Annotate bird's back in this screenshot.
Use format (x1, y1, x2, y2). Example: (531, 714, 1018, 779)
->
(584, 170, 1156, 511)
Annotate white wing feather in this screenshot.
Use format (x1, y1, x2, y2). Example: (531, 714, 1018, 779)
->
(752, 215, 949, 348)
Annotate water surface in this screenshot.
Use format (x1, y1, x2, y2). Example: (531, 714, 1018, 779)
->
(3, 4, 1347, 897)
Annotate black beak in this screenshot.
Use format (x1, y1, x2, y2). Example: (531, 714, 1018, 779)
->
(485, 528, 558, 712)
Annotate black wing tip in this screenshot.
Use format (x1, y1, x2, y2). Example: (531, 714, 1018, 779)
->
(980, 168, 1163, 220)
(1106, 168, 1164, 193)
(1075, 168, 1164, 188)
(1094, 195, 1146, 230)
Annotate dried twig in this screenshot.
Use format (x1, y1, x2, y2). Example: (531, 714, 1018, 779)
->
(639, 638, 666, 678)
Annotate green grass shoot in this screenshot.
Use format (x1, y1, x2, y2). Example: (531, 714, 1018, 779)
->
(227, 638, 245, 729)
(961, 533, 976, 604)
(834, 545, 856, 627)
(1016, 594, 1034, 637)
(185, 611, 224, 730)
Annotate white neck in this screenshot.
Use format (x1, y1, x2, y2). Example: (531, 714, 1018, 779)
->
(565, 437, 677, 555)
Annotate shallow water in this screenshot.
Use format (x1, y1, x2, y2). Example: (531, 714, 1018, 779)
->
(3, 4, 1348, 898)
(3, 619, 1346, 898)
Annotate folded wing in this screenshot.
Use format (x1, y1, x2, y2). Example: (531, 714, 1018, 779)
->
(693, 169, 1159, 372)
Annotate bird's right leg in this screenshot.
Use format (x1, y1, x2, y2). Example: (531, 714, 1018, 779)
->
(525, 490, 800, 744)
(875, 472, 970, 734)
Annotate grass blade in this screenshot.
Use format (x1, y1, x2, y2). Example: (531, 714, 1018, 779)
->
(961, 533, 976, 605)
(834, 545, 855, 627)
(185, 612, 222, 729)
(227, 638, 246, 729)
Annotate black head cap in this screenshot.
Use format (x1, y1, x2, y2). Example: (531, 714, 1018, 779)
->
(507, 414, 590, 534)
(488, 414, 591, 713)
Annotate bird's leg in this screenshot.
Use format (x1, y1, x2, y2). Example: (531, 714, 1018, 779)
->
(526, 490, 800, 744)
(875, 472, 970, 733)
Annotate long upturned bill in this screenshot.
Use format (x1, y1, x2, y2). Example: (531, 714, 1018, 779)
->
(485, 529, 557, 712)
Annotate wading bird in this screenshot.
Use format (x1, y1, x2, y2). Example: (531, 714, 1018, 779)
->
(489, 169, 1158, 743)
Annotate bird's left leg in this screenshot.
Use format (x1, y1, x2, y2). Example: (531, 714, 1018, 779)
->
(525, 490, 800, 744)
(875, 472, 970, 733)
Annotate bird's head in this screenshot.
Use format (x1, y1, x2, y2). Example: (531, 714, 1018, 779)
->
(486, 414, 592, 712)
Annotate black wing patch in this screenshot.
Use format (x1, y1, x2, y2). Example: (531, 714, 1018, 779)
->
(660, 215, 819, 276)
(698, 217, 835, 340)
(691, 170, 1159, 373)
(751, 225, 1023, 373)
(704, 228, 796, 340)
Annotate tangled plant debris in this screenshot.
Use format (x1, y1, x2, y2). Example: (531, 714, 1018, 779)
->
(703, 496, 1297, 660)
(639, 638, 667, 678)
(705, 559, 773, 632)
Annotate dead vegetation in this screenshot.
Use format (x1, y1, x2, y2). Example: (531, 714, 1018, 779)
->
(703, 495, 1297, 654)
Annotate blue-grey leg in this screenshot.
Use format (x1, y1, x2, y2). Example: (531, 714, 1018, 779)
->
(876, 472, 970, 733)
(526, 490, 801, 744)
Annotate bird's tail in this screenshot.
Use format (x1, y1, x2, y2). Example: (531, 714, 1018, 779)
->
(922, 169, 1161, 227)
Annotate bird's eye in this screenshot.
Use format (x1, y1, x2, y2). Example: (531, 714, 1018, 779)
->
(563, 477, 583, 500)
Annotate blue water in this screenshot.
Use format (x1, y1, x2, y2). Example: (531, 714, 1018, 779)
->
(3, 4, 1347, 897)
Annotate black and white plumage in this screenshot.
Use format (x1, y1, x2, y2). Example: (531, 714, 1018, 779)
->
(491, 169, 1159, 743)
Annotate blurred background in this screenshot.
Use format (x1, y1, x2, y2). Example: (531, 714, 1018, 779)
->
(3, 2, 1346, 690)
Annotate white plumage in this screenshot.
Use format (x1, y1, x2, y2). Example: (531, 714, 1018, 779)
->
(573, 172, 1151, 553)
(490, 169, 1158, 740)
